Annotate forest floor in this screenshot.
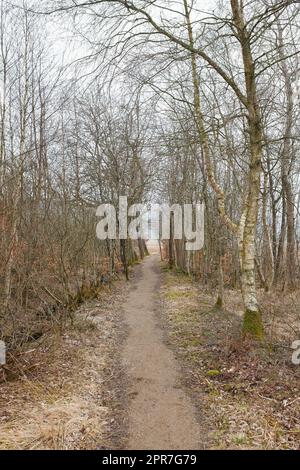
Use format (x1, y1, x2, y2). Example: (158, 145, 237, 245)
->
(0, 253, 300, 449)
(121, 254, 203, 449)
(0, 278, 129, 449)
(161, 267, 300, 449)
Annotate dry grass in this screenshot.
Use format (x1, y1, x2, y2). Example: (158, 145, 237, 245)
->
(0, 395, 107, 450)
(161, 269, 300, 450)
(0, 281, 128, 450)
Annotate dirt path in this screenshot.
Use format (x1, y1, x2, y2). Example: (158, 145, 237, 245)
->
(122, 254, 201, 450)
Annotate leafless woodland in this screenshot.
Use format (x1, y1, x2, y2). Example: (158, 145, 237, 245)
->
(0, 0, 300, 451)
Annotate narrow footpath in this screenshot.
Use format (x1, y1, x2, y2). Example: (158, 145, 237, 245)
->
(122, 254, 201, 450)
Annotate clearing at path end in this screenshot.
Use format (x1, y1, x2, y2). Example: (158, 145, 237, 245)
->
(122, 254, 202, 450)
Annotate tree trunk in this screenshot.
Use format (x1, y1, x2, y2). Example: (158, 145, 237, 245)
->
(215, 256, 224, 309)
(262, 173, 274, 291)
(168, 212, 174, 269)
(184, 0, 264, 338)
(278, 24, 296, 290)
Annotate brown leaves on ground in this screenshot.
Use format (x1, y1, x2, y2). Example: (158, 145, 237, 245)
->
(0, 282, 128, 450)
(161, 268, 300, 450)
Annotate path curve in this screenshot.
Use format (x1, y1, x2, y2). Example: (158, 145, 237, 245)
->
(122, 254, 201, 450)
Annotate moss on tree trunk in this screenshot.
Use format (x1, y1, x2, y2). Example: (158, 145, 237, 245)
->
(243, 309, 264, 340)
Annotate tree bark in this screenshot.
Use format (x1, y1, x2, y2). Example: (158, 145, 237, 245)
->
(278, 25, 296, 290)
(184, 0, 264, 338)
(231, 0, 264, 339)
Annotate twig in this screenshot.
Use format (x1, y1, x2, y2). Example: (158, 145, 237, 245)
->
(42, 287, 64, 305)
